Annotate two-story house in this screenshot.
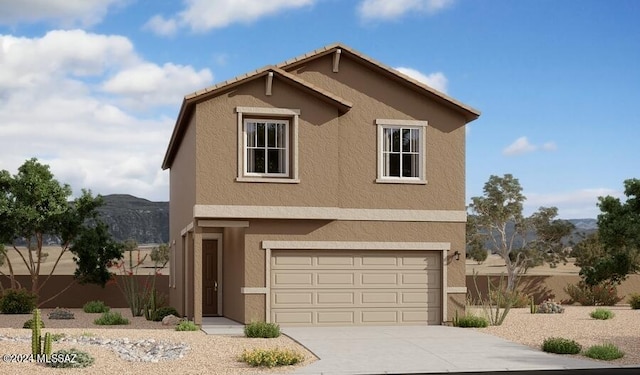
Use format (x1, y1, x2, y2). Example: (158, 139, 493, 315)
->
(161, 43, 480, 326)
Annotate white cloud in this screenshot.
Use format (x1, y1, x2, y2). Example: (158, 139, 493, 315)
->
(102, 62, 213, 108)
(395, 67, 448, 93)
(503, 136, 557, 156)
(143, 15, 178, 37)
(358, 0, 454, 21)
(146, 0, 315, 35)
(0, 0, 124, 27)
(0, 30, 213, 201)
(525, 188, 623, 219)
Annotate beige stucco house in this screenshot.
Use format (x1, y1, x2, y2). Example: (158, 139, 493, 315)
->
(161, 43, 480, 326)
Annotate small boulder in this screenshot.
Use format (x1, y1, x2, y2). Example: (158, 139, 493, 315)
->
(162, 314, 181, 326)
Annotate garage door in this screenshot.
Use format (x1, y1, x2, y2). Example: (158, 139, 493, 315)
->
(270, 250, 441, 325)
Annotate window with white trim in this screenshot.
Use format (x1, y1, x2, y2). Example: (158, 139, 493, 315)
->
(244, 119, 289, 176)
(235, 106, 300, 183)
(376, 119, 427, 183)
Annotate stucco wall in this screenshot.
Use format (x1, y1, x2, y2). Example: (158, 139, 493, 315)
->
(168, 115, 197, 316)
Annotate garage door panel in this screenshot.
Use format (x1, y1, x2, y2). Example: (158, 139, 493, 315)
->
(273, 272, 313, 286)
(271, 250, 442, 326)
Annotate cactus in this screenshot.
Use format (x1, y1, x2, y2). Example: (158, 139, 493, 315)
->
(529, 296, 538, 314)
(30, 308, 53, 357)
(31, 309, 42, 356)
(43, 332, 52, 356)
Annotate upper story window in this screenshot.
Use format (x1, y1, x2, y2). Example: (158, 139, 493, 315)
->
(376, 119, 428, 184)
(235, 107, 300, 183)
(244, 119, 289, 176)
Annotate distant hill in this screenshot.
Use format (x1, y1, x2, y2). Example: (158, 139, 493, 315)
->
(96, 194, 169, 244)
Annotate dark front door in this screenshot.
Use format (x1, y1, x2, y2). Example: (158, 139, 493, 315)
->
(203, 239, 219, 316)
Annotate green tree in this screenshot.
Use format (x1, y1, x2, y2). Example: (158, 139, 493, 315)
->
(0, 158, 123, 303)
(150, 243, 170, 268)
(469, 174, 574, 291)
(466, 215, 488, 264)
(582, 178, 640, 286)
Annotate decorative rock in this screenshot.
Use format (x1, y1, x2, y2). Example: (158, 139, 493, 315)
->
(0, 333, 189, 362)
(162, 314, 181, 326)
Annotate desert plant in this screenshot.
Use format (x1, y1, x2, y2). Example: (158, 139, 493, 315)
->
(176, 320, 198, 331)
(152, 306, 179, 322)
(542, 337, 582, 354)
(244, 321, 281, 338)
(46, 348, 95, 368)
(83, 300, 110, 313)
(628, 293, 640, 309)
(490, 289, 530, 308)
(590, 308, 614, 320)
(30, 309, 52, 357)
(454, 314, 488, 328)
(537, 300, 565, 314)
(469, 271, 513, 326)
(583, 343, 624, 360)
(529, 296, 538, 314)
(23, 318, 44, 329)
(565, 281, 623, 306)
(50, 333, 65, 341)
(48, 307, 75, 320)
(93, 311, 130, 325)
(240, 348, 304, 368)
(0, 288, 37, 314)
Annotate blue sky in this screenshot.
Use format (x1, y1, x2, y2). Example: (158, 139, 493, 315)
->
(0, 0, 638, 219)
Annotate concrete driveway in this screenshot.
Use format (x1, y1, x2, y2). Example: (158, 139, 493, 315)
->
(282, 325, 621, 374)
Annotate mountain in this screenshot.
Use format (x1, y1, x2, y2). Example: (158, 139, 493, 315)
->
(96, 194, 169, 244)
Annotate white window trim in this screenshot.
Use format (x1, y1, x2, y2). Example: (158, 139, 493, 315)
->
(243, 118, 290, 177)
(235, 107, 300, 183)
(375, 119, 428, 184)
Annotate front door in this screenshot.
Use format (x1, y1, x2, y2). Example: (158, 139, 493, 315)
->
(202, 239, 219, 316)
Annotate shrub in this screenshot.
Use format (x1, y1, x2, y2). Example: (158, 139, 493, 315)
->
(489, 289, 530, 308)
(23, 318, 44, 329)
(583, 343, 625, 360)
(244, 321, 281, 338)
(46, 348, 95, 368)
(48, 307, 75, 320)
(590, 308, 614, 320)
(565, 281, 623, 306)
(537, 300, 565, 314)
(542, 337, 582, 354)
(0, 289, 37, 314)
(454, 315, 488, 328)
(83, 300, 110, 313)
(240, 348, 304, 367)
(176, 320, 198, 331)
(152, 306, 179, 322)
(93, 311, 129, 325)
(628, 294, 640, 309)
(50, 333, 65, 341)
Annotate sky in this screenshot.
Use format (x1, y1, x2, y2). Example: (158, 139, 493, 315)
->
(0, 0, 638, 219)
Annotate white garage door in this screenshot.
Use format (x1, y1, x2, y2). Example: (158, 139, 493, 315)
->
(270, 250, 441, 325)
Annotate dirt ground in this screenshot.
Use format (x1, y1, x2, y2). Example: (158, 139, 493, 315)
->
(466, 253, 580, 276)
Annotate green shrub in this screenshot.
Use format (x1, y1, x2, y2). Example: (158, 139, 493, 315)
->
(244, 321, 281, 338)
(628, 294, 640, 309)
(489, 289, 530, 308)
(565, 281, 623, 306)
(590, 308, 614, 320)
(542, 337, 582, 354)
(23, 318, 44, 329)
(240, 348, 304, 368)
(50, 333, 65, 341)
(175, 320, 198, 331)
(583, 343, 624, 360)
(48, 307, 75, 320)
(0, 289, 37, 314)
(93, 311, 129, 325)
(454, 315, 488, 328)
(152, 306, 179, 322)
(83, 300, 110, 313)
(46, 348, 95, 368)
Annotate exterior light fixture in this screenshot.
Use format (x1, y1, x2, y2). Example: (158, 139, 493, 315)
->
(453, 251, 461, 261)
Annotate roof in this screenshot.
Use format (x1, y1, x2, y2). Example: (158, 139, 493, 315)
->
(277, 43, 480, 123)
(162, 43, 480, 170)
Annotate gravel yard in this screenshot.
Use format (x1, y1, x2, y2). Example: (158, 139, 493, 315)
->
(0, 308, 316, 374)
(0, 306, 638, 373)
(475, 305, 640, 366)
